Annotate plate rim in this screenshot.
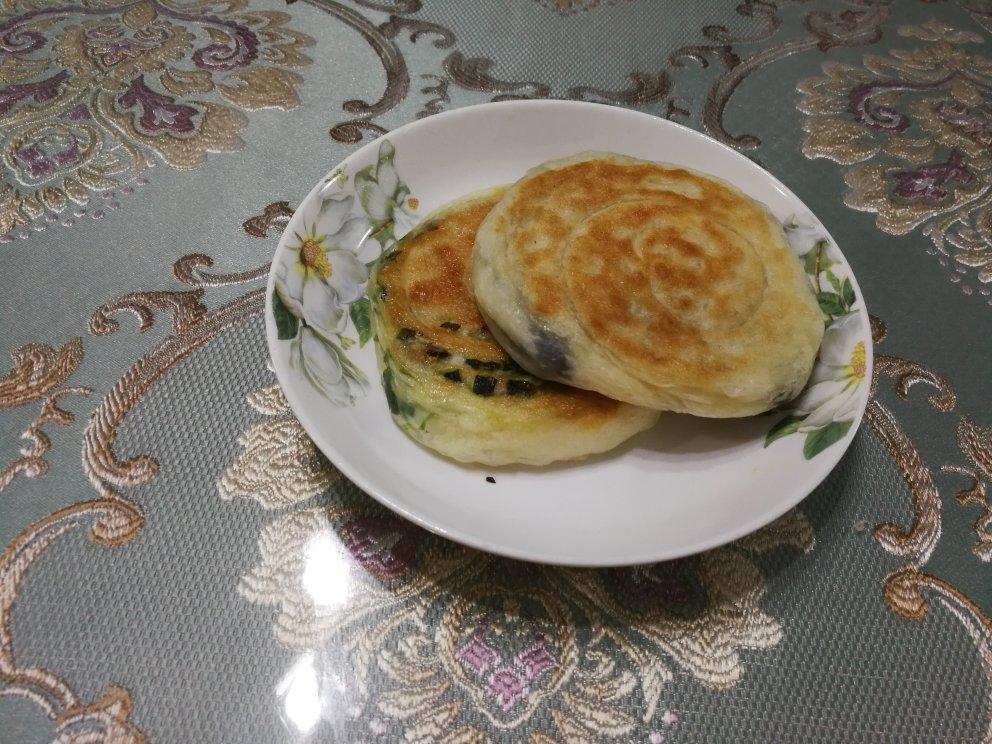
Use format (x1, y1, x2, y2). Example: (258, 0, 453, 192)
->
(264, 98, 873, 566)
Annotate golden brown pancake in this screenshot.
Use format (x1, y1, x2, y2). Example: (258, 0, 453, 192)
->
(372, 188, 658, 465)
(473, 152, 824, 417)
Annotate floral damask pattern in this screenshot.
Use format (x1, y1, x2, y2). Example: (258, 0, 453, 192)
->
(797, 20, 992, 303)
(944, 415, 992, 561)
(218, 383, 340, 509)
(222, 378, 815, 741)
(0, 0, 313, 233)
(0, 337, 90, 491)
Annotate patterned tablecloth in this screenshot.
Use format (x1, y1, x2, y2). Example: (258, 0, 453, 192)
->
(2, 0, 992, 741)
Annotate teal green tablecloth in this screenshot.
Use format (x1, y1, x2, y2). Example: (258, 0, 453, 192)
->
(2, 1, 991, 741)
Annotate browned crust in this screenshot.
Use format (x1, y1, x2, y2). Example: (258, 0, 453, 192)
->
(377, 191, 626, 426)
(501, 157, 819, 391)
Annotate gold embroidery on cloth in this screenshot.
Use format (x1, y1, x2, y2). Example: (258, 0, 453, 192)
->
(0, 338, 82, 409)
(242, 200, 294, 239)
(797, 20, 992, 301)
(0, 210, 276, 739)
(0, 0, 313, 233)
(82, 287, 263, 542)
(322, 1, 895, 146)
(0, 338, 89, 492)
(74, 224, 276, 542)
(944, 416, 992, 560)
(218, 386, 339, 509)
(89, 289, 208, 336)
(0, 501, 149, 742)
(224, 376, 814, 740)
(882, 567, 992, 743)
(0, 385, 90, 491)
(866, 316, 957, 563)
(866, 315, 992, 741)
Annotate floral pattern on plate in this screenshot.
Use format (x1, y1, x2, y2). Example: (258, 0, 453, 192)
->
(270, 140, 415, 405)
(766, 222, 869, 459)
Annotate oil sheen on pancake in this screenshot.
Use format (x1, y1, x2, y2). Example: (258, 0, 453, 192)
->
(372, 188, 659, 466)
(473, 152, 825, 417)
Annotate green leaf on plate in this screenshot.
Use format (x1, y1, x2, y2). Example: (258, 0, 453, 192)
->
(817, 291, 847, 317)
(765, 415, 805, 447)
(272, 290, 299, 340)
(349, 297, 373, 346)
(827, 271, 842, 293)
(803, 420, 853, 459)
(842, 277, 856, 308)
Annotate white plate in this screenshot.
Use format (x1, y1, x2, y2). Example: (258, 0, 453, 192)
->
(265, 100, 872, 566)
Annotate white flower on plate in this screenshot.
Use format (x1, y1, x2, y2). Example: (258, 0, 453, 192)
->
(292, 327, 364, 406)
(353, 140, 414, 243)
(275, 193, 371, 341)
(782, 214, 823, 257)
(793, 313, 867, 431)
